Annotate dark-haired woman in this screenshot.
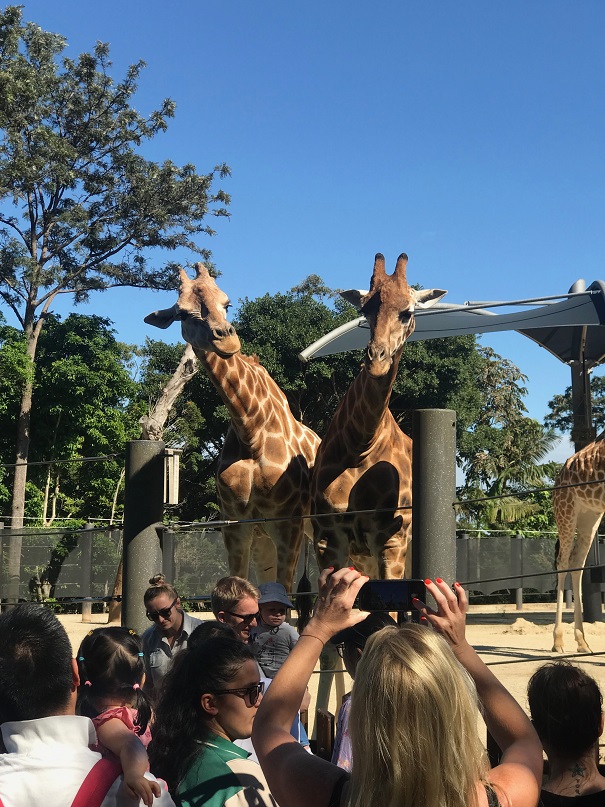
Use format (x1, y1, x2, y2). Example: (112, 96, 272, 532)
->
(149, 636, 277, 807)
(76, 626, 159, 807)
(528, 661, 605, 805)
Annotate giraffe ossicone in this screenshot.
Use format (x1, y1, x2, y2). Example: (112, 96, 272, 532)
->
(146, 264, 320, 591)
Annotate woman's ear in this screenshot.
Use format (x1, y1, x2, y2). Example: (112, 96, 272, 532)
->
(200, 693, 219, 716)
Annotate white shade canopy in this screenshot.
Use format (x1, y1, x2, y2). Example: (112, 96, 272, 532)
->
(299, 283, 605, 365)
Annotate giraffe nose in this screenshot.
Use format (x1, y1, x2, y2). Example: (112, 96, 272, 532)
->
(212, 324, 236, 339)
(367, 344, 387, 363)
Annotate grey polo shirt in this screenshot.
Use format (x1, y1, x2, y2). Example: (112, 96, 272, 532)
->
(142, 611, 204, 693)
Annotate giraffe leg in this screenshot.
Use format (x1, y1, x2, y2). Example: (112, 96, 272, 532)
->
(568, 510, 602, 653)
(222, 523, 255, 580)
(552, 568, 568, 653)
(251, 528, 278, 585)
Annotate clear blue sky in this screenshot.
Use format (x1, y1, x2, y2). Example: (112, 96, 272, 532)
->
(13, 1, 605, 459)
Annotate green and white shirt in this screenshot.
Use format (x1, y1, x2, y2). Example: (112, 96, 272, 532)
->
(177, 734, 278, 807)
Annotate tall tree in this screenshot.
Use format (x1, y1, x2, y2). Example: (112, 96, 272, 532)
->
(0, 6, 230, 534)
(545, 376, 605, 434)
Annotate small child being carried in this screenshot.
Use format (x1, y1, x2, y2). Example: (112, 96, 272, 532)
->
(250, 582, 299, 679)
(76, 626, 160, 807)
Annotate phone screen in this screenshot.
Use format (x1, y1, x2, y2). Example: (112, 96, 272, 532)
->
(357, 579, 426, 612)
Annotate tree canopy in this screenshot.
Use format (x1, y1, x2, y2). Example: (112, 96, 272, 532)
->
(0, 6, 230, 530)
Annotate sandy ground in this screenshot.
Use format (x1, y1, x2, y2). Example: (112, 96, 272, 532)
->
(59, 603, 605, 739)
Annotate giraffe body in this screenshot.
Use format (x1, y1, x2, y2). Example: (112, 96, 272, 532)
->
(311, 253, 446, 578)
(552, 433, 605, 653)
(146, 265, 320, 591)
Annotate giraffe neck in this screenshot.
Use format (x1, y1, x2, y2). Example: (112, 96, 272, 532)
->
(337, 352, 402, 450)
(197, 349, 285, 451)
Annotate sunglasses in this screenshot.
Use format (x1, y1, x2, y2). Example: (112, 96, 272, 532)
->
(222, 609, 259, 625)
(146, 596, 178, 622)
(213, 681, 265, 707)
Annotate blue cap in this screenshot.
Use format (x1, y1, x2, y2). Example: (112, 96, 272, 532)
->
(258, 582, 292, 608)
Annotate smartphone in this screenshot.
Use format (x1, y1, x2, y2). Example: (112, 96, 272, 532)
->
(358, 579, 426, 613)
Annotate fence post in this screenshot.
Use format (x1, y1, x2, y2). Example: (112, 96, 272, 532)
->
(457, 532, 469, 586)
(161, 528, 176, 583)
(510, 533, 523, 610)
(122, 440, 165, 634)
(80, 523, 94, 623)
(583, 535, 603, 622)
(411, 410, 457, 586)
(5, 526, 20, 609)
(0, 522, 3, 607)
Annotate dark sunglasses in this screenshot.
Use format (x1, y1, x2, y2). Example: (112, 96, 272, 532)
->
(223, 609, 259, 625)
(213, 681, 265, 706)
(146, 596, 178, 622)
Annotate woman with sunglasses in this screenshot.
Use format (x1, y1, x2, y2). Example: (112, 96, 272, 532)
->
(142, 574, 203, 697)
(148, 636, 277, 807)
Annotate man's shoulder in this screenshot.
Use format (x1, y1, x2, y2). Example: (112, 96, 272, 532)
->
(183, 612, 204, 633)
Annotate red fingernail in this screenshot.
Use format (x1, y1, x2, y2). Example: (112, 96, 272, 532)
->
(411, 597, 419, 603)
(424, 578, 432, 585)
(454, 581, 461, 587)
(349, 566, 355, 570)
(436, 577, 443, 584)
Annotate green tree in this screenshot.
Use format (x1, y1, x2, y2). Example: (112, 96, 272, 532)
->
(0, 7, 229, 554)
(457, 347, 559, 530)
(545, 375, 605, 434)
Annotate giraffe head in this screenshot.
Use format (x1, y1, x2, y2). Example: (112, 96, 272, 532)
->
(341, 253, 446, 378)
(145, 264, 241, 357)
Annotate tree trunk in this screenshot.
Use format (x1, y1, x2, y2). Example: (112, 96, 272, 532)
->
(110, 343, 198, 621)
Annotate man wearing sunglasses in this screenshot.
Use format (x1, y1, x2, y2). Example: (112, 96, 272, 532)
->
(211, 575, 261, 641)
(142, 574, 203, 694)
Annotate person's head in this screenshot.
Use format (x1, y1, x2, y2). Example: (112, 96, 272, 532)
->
(0, 603, 77, 723)
(76, 626, 151, 734)
(149, 636, 261, 792)
(331, 611, 397, 679)
(528, 661, 603, 760)
(144, 573, 183, 638)
(211, 576, 260, 641)
(348, 623, 488, 807)
(257, 582, 291, 629)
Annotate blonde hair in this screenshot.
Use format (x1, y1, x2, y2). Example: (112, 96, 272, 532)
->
(211, 576, 260, 615)
(348, 623, 488, 807)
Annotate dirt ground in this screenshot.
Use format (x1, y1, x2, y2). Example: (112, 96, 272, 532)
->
(59, 603, 605, 739)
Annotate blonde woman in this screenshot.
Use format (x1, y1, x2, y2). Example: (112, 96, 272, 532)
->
(252, 569, 542, 807)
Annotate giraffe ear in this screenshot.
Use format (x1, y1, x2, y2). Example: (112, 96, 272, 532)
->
(340, 289, 368, 310)
(414, 288, 447, 309)
(144, 305, 179, 329)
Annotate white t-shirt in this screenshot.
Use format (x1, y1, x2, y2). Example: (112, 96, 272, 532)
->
(0, 715, 175, 807)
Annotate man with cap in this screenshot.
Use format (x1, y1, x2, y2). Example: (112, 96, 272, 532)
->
(250, 582, 299, 679)
(330, 611, 398, 771)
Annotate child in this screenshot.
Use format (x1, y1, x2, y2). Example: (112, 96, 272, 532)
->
(77, 626, 161, 807)
(250, 582, 299, 679)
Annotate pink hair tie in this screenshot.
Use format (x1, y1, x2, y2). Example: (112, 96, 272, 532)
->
(132, 683, 140, 690)
(84, 680, 92, 687)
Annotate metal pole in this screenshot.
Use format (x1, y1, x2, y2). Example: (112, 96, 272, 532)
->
(80, 522, 94, 623)
(511, 533, 523, 611)
(122, 441, 165, 634)
(411, 410, 457, 586)
(161, 528, 176, 583)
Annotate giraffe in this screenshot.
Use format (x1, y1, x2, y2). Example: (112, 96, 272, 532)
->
(145, 264, 321, 592)
(552, 431, 605, 653)
(310, 252, 446, 578)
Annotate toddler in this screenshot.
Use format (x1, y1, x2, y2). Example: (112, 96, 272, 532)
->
(250, 582, 299, 678)
(77, 626, 160, 807)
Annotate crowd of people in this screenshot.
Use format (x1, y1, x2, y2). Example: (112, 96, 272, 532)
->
(0, 568, 604, 807)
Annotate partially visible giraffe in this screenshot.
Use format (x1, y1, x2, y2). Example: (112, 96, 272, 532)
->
(310, 252, 446, 578)
(552, 432, 605, 653)
(145, 264, 321, 591)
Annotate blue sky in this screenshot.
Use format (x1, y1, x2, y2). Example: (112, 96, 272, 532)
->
(12, 1, 605, 459)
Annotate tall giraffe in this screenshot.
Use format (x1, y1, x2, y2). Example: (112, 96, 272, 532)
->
(145, 264, 320, 591)
(311, 252, 446, 577)
(552, 432, 605, 653)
